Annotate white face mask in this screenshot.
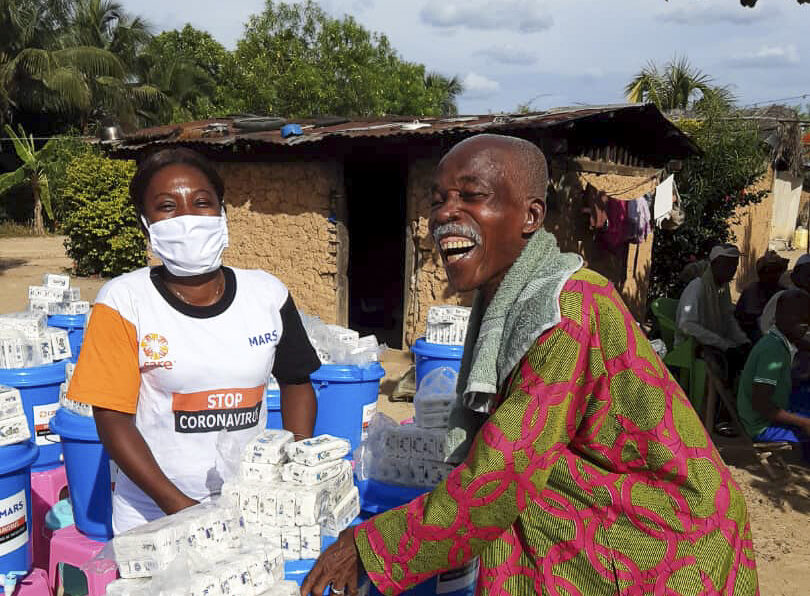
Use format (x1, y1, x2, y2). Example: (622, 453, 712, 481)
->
(143, 213, 229, 277)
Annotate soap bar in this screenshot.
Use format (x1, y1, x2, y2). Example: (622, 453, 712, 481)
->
(281, 459, 345, 485)
(244, 429, 293, 464)
(43, 273, 70, 288)
(0, 386, 24, 421)
(0, 415, 31, 446)
(284, 434, 350, 466)
(280, 529, 301, 560)
(320, 486, 360, 537)
(299, 525, 321, 559)
(293, 486, 328, 526)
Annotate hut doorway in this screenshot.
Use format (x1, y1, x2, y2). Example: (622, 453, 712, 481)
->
(344, 156, 408, 349)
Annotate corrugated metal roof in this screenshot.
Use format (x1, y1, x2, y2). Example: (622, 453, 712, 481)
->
(113, 104, 699, 157)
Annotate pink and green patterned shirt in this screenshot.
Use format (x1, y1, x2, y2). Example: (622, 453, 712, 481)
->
(355, 269, 758, 595)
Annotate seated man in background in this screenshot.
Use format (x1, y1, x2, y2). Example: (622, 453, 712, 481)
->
(735, 251, 789, 344)
(738, 289, 810, 445)
(758, 253, 810, 337)
(677, 243, 750, 380)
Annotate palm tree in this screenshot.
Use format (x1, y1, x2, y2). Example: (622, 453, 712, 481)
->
(0, 124, 55, 234)
(625, 57, 734, 111)
(66, 0, 168, 128)
(68, 0, 151, 71)
(425, 72, 463, 116)
(135, 47, 215, 123)
(0, 0, 124, 129)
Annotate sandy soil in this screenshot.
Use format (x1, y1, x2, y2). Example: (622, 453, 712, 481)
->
(0, 236, 105, 311)
(2, 235, 808, 594)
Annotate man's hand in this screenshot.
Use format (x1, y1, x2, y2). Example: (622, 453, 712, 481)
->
(301, 528, 360, 596)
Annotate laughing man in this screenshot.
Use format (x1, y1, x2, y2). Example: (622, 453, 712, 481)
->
(302, 134, 757, 596)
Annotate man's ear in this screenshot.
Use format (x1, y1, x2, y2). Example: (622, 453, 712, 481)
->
(523, 197, 546, 235)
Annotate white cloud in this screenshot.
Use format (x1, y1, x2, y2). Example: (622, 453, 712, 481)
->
(659, 2, 773, 25)
(461, 72, 501, 99)
(477, 44, 537, 65)
(728, 44, 800, 68)
(420, 0, 553, 33)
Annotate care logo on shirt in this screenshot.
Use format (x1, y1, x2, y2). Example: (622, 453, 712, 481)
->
(141, 333, 169, 360)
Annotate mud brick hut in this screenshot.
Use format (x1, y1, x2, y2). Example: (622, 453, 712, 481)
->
(112, 104, 697, 348)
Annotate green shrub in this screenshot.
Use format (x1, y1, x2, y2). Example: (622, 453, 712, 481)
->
(42, 137, 94, 225)
(62, 153, 147, 276)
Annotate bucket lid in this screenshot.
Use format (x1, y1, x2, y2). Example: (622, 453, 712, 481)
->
(0, 440, 39, 476)
(0, 361, 67, 386)
(411, 338, 465, 358)
(358, 478, 429, 515)
(47, 313, 88, 328)
(266, 389, 280, 409)
(310, 362, 385, 382)
(49, 408, 99, 441)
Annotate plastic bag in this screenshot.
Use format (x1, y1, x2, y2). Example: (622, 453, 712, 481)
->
(352, 412, 397, 481)
(413, 367, 457, 428)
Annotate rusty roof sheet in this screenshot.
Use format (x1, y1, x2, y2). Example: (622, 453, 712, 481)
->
(113, 104, 698, 156)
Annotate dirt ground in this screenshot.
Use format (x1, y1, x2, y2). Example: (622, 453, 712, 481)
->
(0, 236, 105, 310)
(2, 235, 809, 594)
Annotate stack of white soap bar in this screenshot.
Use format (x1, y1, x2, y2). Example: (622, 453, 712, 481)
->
(0, 385, 30, 446)
(382, 425, 456, 462)
(59, 381, 91, 417)
(112, 502, 244, 579)
(371, 455, 454, 488)
(425, 305, 471, 345)
(107, 543, 286, 596)
(301, 315, 382, 365)
(28, 273, 89, 316)
(230, 434, 358, 561)
(0, 312, 52, 368)
(0, 309, 73, 368)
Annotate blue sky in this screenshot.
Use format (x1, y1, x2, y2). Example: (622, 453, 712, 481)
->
(126, 0, 810, 114)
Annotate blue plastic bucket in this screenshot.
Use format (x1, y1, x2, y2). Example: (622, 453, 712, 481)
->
(0, 441, 39, 580)
(47, 314, 87, 363)
(310, 363, 385, 453)
(266, 389, 282, 430)
(411, 339, 464, 389)
(48, 409, 113, 541)
(357, 479, 478, 596)
(0, 362, 65, 470)
(357, 479, 428, 516)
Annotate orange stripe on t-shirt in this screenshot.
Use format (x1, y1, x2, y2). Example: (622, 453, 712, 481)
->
(68, 303, 140, 414)
(172, 385, 264, 412)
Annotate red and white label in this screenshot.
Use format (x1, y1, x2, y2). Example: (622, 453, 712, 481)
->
(362, 402, 377, 442)
(33, 402, 60, 446)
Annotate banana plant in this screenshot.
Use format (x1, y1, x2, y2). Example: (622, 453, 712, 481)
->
(0, 124, 54, 235)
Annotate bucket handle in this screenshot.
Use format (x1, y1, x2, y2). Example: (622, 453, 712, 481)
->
(41, 432, 61, 444)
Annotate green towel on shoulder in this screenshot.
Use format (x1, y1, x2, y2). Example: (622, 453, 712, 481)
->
(447, 229, 582, 462)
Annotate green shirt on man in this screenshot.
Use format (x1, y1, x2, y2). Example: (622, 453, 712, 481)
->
(737, 329, 795, 438)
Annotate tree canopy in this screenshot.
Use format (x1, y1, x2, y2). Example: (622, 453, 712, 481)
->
(231, 1, 460, 118)
(0, 0, 462, 135)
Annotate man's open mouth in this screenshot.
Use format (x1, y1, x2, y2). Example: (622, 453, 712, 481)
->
(439, 236, 477, 264)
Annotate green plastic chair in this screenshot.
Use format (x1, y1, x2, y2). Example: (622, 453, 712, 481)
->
(651, 297, 706, 412)
(650, 298, 678, 351)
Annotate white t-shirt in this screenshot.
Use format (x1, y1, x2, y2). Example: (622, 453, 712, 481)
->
(69, 266, 319, 533)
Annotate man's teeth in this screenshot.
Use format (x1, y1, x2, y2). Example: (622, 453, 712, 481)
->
(442, 240, 476, 250)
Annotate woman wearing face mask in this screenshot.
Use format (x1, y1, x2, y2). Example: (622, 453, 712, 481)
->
(67, 148, 320, 534)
